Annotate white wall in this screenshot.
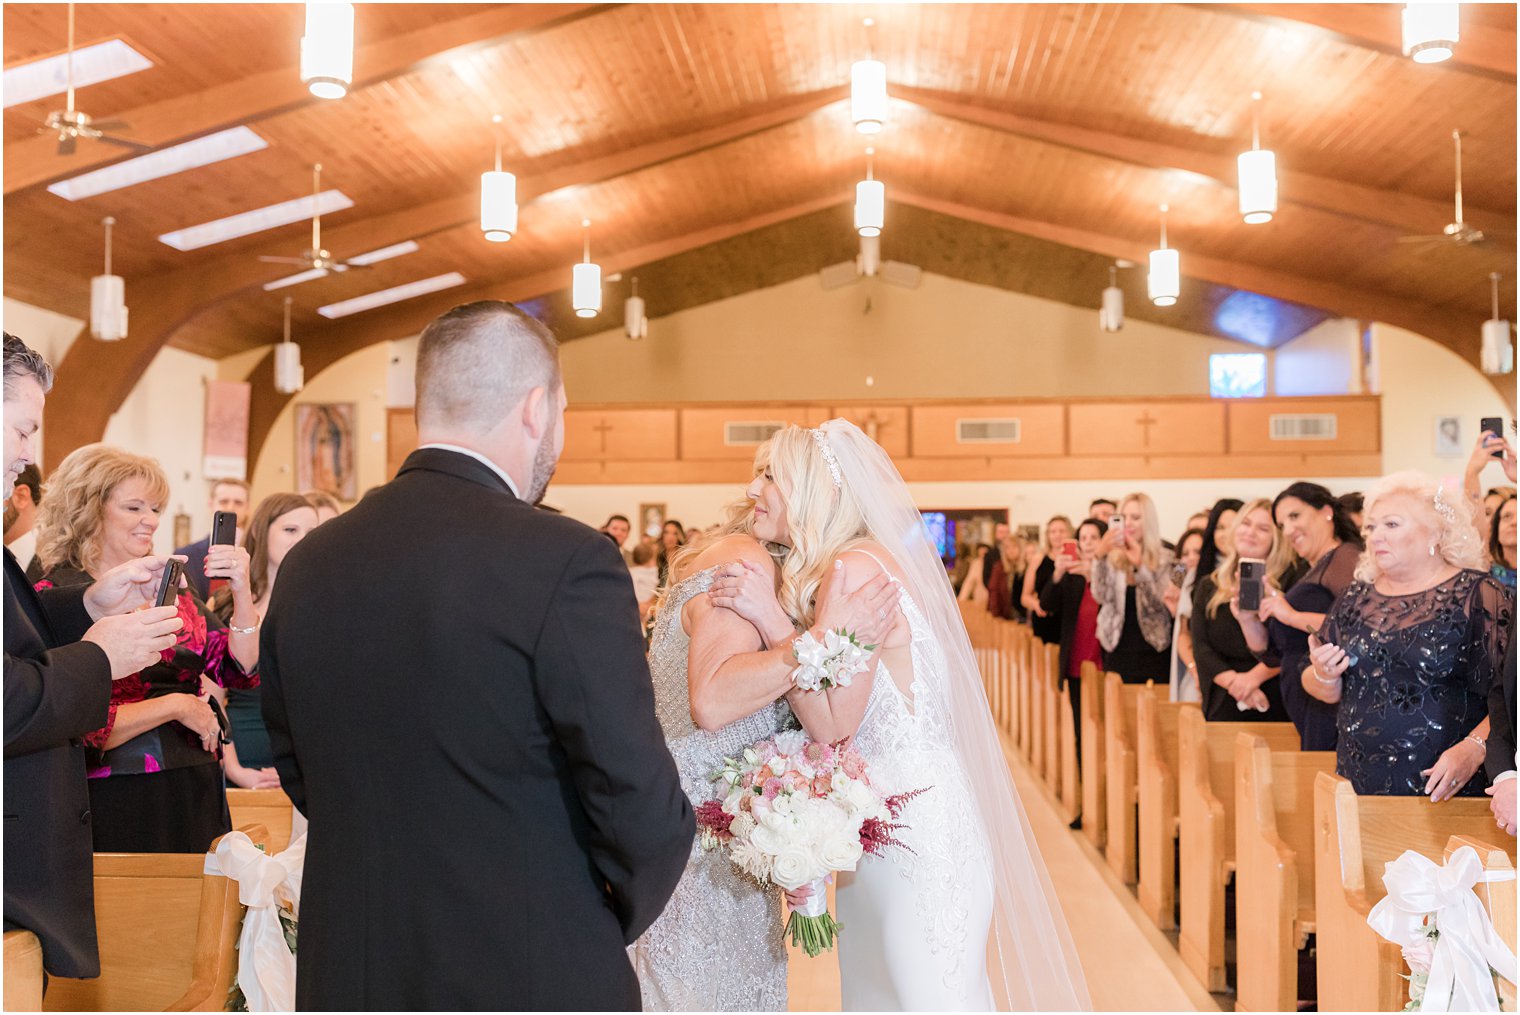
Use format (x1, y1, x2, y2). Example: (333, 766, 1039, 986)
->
(4, 299, 85, 467)
(1275, 318, 1361, 396)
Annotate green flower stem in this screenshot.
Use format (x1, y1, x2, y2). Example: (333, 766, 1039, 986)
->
(786, 911, 842, 958)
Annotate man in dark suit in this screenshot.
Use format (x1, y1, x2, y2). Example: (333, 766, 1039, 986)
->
(261, 302, 694, 1010)
(1485, 646, 1516, 837)
(3, 334, 186, 979)
(173, 478, 249, 599)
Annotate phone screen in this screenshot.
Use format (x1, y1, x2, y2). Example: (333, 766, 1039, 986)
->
(1061, 540, 1080, 559)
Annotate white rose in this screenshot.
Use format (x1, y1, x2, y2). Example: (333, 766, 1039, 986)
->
(846, 780, 879, 816)
(750, 823, 783, 856)
(771, 793, 794, 817)
(774, 730, 808, 757)
(768, 755, 788, 777)
(772, 845, 821, 890)
(816, 834, 864, 873)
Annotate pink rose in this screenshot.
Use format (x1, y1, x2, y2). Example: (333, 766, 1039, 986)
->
(762, 778, 784, 801)
(841, 751, 867, 779)
(813, 774, 834, 797)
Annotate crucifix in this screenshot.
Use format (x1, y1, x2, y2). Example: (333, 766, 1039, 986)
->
(862, 410, 889, 443)
(1135, 410, 1159, 448)
(592, 418, 614, 453)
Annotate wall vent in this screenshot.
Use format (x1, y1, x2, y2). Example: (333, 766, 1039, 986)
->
(957, 418, 1021, 443)
(1269, 413, 1338, 440)
(724, 421, 786, 446)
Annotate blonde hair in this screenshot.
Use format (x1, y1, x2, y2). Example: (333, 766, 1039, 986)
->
(37, 444, 170, 574)
(760, 427, 871, 628)
(1207, 498, 1299, 618)
(1355, 471, 1485, 582)
(1106, 492, 1164, 574)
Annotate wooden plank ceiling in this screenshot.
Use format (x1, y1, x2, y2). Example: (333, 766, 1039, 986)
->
(4, 3, 1515, 463)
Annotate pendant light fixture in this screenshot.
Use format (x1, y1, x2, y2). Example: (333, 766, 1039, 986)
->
(1100, 264, 1124, 332)
(572, 218, 601, 319)
(301, 2, 355, 99)
(854, 148, 885, 238)
(1482, 272, 1514, 375)
(1238, 91, 1278, 225)
(1148, 204, 1180, 308)
(624, 277, 648, 340)
(1402, 3, 1459, 64)
(480, 114, 517, 243)
(274, 296, 305, 394)
(90, 216, 127, 341)
(850, 18, 887, 135)
(859, 235, 881, 277)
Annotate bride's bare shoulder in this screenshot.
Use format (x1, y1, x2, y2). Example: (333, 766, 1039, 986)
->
(690, 533, 774, 574)
(832, 540, 906, 587)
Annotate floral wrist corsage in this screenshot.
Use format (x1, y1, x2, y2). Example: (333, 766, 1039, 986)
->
(789, 629, 875, 692)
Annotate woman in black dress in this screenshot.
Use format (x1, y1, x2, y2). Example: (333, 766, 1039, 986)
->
(1091, 493, 1173, 683)
(1022, 515, 1074, 646)
(1192, 499, 1299, 721)
(1236, 482, 1361, 750)
(1308, 472, 1512, 800)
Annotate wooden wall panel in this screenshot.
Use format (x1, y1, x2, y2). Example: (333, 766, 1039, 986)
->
(827, 405, 911, 459)
(1227, 398, 1381, 455)
(386, 408, 418, 482)
(910, 404, 1066, 458)
(679, 406, 830, 461)
(1068, 401, 1228, 457)
(561, 408, 678, 462)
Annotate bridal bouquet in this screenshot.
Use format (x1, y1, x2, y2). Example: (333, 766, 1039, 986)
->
(695, 730, 925, 957)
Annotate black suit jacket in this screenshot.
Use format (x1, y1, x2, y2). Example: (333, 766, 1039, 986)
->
(1487, 644, 1516, 782)
(173, 535, 211, 601)
(261, 448, 694, 1011)
(3, 549, 112, 978)
(1037, 571, 1090, 688)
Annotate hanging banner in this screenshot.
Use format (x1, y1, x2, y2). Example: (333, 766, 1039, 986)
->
(203, 379, 251, 480)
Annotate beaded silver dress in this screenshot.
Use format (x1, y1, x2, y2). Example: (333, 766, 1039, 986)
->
(632, 566, 791, 1012)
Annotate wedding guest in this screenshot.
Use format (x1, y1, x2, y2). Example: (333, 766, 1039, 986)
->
(628, 542, 660, 622)
(4, 464, 43, 581)
(950, 540, 973, 593)
(1491, 494, 1517, 589)
(1167, 527, 1206, 703)
(1039, 518, 1106, 775)
(302, 489, 342, 524)
(36, 445, 259, 852)
(983, 520, 1011, 588)
(1193, 500, 1296, 722)
(1091, 493, 1174, 683)
(1308, 472, 1510, 800)
(655, 519, 686, 586)
(1088, 498, 1117, 528)
(958, 544, 990, 605)
(1338, 491, 1365, 530)
(1193, 498, 1243, 595)
(1462, 429, 1516, 525)
(210, 492, 318, 785)
(1236, 482, 1361, 750)
(1184, 510, 1210, 538)
(173, 477, 250, 600)
(1022, 515, 1074, 646)
(988, 533, 1031, 621)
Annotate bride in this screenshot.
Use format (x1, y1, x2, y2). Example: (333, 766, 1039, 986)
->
(631, 500, 900, 1010)
(707, 421, 1091, 1011)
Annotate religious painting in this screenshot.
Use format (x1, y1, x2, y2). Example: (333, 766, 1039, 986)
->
(1433, 415, 1463, 458)
(639, 503, 666, 541)
(296, 403, 358, 501)
(203, 379, 251, 479)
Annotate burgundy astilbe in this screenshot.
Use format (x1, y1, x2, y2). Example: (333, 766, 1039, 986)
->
(859, 785, 931, 856)
(694, 800, 734, 843)
(883, 786, 930, 820)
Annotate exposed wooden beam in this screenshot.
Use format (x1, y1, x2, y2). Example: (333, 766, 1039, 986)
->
(895, 85, 1514, 245)
(38, 89, 850, 469)
(1209, 4, 1516, 81)
(892, 189, 1513, 408)
(5, 4, 613, 195)
(242, 194, 848, 468)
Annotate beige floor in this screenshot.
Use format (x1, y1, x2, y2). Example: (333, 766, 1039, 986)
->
(786, 735, 1219, 1013)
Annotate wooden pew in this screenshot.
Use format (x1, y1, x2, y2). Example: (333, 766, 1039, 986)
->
(1136, 695, 1198, 929)
(997, 619, 1016, 735)
(1016, 625, 1034, 763)
(226, 788, 296, 855)
(1103, 672, 1166, 884)
(43, 826, 269, 1012)
(1040, 640, 1063, 799)
(1032, 637, 1053, 787)
(5, 930, 43, 1012)
(1448, 834, 1518, 1011)
(1176, 713, 1298, 992)
(1052, 642, 1081, 824)
(1313, 772, 1514, 1012)
(1079, 661, 1106, 851)
(1234, 735, 1335, 1013)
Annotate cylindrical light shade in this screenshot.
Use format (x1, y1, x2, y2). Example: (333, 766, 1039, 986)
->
(1148, 248, 1180, 307)
(1237, 148, 1278, 224)
(1402, 4, 1459, 63)
(480, 170, 518, 242)
(274, 342, 305, 394)
(624, 295, 647, 340)
(1100, 285, 1124, 332)
(855, 179, 885, 237)
(850, 59, 888, 134)
(572, 261, 602, 318)
(859, 235, 881, 277)
(90, 274, 127, 341)
(301, 3, 355, 99)
(1482, 318, 1513, 375)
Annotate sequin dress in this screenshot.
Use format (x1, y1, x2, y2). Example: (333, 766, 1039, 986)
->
(632, 566, 791, 1012)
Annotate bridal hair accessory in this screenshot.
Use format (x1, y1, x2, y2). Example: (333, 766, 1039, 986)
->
(789, 629, 874, 691)
(1432, 482, 1461, 526)
(810, 428, 843, 490)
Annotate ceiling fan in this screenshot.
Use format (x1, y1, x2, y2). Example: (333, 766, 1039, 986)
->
(1398, 130, 1485, 246)
(40, 3, 149, 156)
(819, 235, 922, 291)
(258, 163, 370, 274)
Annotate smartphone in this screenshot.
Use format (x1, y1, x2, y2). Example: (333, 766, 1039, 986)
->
(210, 510, 237, 547)
(1238, 558, 1266, 611)
(1169, 561, 1190, 588)
(1060, 540, 1080, 560)
(155, 559, 185, 608)
(1111, 522, 1126, 547)
(206, 695, 231, 745)
(1481, 417, 1506, 459)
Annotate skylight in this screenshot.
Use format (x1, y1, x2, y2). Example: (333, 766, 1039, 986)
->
(47, 127, 268, 201)
(3, 39, 154, 108)
(261, 240, 420, 291)
(317, 272, 466, 319)
(158, 190, 353, 251)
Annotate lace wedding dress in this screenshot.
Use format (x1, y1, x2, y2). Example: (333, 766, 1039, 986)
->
(632, 566, 791, 1011)
(835, 549, 996, 1010)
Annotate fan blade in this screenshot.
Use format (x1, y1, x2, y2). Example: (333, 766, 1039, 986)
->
(819, 261, 861, 290)
(1396, 235, 1446, 244)
(88, 119, 129, 131)
(333, 260, 371, 271)
(258, 256, 312, 265)
(880, 261, 923, 290)
(57, 134, 76, 156)
(97, 134, 150, 151)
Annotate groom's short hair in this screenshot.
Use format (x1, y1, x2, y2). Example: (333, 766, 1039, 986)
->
(415, 301, 561, 433)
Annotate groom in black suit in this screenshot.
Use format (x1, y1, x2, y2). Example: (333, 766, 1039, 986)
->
(261, 301, 694, 1010)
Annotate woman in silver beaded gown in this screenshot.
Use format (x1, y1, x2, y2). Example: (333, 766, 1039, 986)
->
(632, 510, 902, 1012)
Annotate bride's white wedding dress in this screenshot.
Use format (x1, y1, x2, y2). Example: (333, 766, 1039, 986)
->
(835, 549, 996, 1010)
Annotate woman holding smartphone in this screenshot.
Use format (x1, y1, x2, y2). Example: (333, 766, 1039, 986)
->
(1039, 518, 1107, 782)
(1022, 515, 1074, 646)
(1090, 493, 1174, 683)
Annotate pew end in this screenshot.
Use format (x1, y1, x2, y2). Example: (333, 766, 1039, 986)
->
(1080, 660, 1106, 851)
(5, 930, 44, 1012)
(1137, 696, 1196, 929)
(226, 788, 296, 855)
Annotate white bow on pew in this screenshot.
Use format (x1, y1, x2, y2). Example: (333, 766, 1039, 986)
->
(1367, 845, 1517, 1012)
(204, 829, 307, 1012)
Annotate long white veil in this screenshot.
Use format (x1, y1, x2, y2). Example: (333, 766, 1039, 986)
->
(819, 418, 1092, 1012)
